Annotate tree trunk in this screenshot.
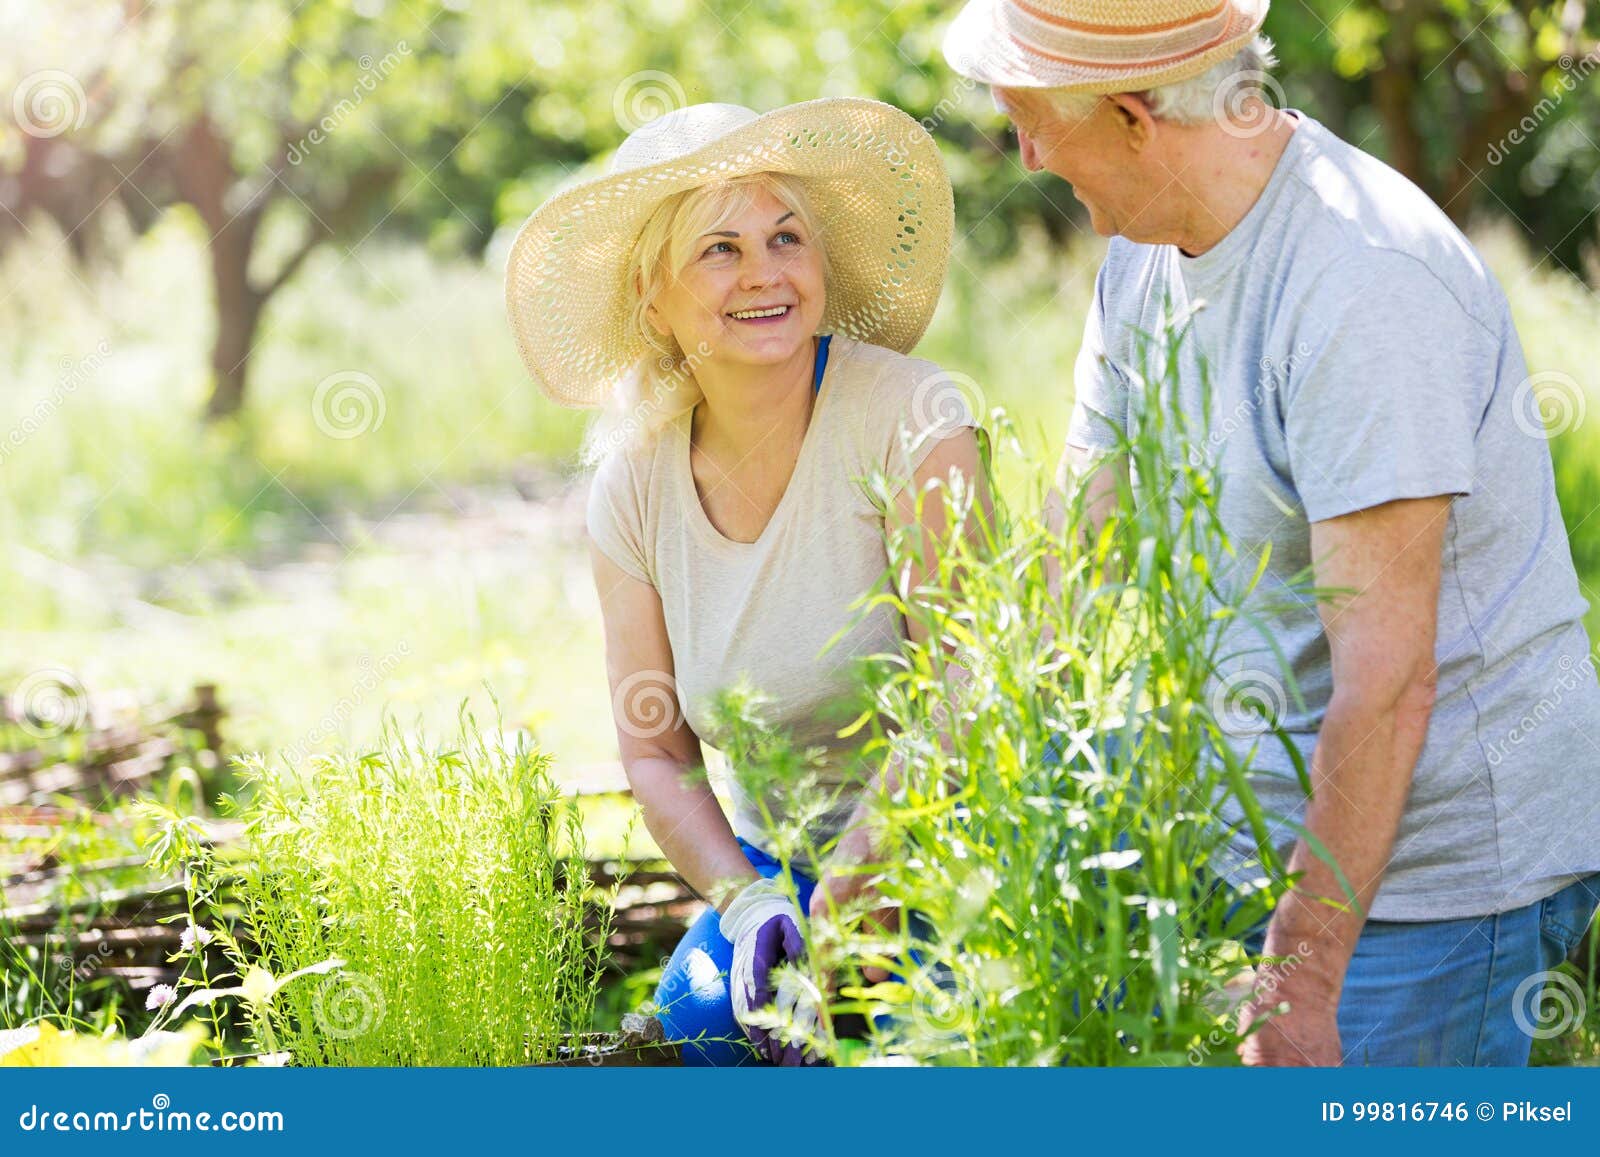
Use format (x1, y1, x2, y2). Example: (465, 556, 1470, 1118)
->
(205, 238, 265, 420)
(1371, 1, 1432, 205)
(177, 114, 268, 421)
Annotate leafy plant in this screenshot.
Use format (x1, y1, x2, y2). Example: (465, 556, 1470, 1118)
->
(722, 307, 1325, 1065)
(149, 702, 610, 1066)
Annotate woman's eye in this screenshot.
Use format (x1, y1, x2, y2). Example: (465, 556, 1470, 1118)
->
(703, 241, 735, 257)
(774, 231, 801, 245)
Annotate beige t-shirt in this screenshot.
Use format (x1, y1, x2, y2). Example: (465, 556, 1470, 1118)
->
(587, 336, 978, 867)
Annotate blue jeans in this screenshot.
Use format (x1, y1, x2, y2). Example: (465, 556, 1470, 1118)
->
(655, 840, 818, 1067)
(1241, 873, 1600, 1066)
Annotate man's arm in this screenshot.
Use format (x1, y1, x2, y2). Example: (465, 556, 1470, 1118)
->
(1045, 441, 1129, 599)
(1239, 493, 1451, 1066)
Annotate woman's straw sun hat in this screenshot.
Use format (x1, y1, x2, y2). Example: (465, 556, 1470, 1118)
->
(504, 97, 954, 409)
(944, 0, 1269, 93)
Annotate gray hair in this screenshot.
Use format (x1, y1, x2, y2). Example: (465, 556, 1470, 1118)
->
(1036, 35, 1279, 126)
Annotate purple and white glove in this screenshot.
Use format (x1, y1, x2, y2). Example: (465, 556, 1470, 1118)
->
(719, 877, 820, 1065)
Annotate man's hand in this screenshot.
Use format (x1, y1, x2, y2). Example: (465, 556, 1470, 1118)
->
(1237, 973, 1342, 1066)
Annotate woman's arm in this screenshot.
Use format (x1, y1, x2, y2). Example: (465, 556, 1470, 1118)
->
(590, 542, 758, 912)
(812, 426, 994, 900)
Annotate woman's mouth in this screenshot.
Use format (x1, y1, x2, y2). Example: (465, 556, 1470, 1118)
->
(726, 305, 793, 324)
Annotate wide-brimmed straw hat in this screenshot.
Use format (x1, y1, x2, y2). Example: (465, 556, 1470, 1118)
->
(504, 98, 953, 409)
(944, 0, 1269, 93)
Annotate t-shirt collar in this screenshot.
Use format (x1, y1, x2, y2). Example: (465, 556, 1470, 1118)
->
(1177, 108, 1312, 288)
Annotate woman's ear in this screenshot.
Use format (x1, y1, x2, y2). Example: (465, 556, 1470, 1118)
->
(644, 301, 671, 338)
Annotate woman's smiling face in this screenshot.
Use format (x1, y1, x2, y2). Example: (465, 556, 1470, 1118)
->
(646, 184, 826, 371)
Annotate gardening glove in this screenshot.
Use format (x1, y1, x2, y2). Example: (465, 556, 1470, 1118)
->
(719, 877, 820, 1065)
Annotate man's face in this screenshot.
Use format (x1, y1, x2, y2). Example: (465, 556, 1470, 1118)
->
(996, 87, 1165, 242)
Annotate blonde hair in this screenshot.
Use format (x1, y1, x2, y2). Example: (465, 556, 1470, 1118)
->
(582, 171, 831, 466)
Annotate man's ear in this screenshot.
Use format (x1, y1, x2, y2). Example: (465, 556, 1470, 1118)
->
(1105, 93, 1156, 152)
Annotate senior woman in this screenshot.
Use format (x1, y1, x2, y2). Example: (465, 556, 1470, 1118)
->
(504, 99, 987, 1066)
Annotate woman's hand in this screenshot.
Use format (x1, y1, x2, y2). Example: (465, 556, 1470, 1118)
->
(720, 878, 820, 1065)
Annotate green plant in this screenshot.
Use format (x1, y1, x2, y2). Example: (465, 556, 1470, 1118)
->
(154, 701, 610, 1065)
(728, 307, 1325, 1066)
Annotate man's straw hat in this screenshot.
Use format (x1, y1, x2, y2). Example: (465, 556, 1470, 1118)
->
(504, 98, 953, 409)
(944, 0, 1269, 93)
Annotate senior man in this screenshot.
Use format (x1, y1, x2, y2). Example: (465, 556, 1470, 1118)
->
(943, 0, 1600, 1066)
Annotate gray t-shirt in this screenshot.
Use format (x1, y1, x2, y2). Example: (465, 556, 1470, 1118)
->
(1068, 111, 1600, 921)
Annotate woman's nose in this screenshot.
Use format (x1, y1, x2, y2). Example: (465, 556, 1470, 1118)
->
(739, 246, 783, 288)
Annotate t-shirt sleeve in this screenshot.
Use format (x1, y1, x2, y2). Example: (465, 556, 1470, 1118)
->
(585, 449, 654, 586)
(1065, 259, 1131, 453)
(861, 356, 983, 498)
(1283, 253, 1489, 523)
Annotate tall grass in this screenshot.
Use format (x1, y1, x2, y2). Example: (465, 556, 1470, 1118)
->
(212, 705, 608, 1065)
(718, 309, 1320, 1065)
